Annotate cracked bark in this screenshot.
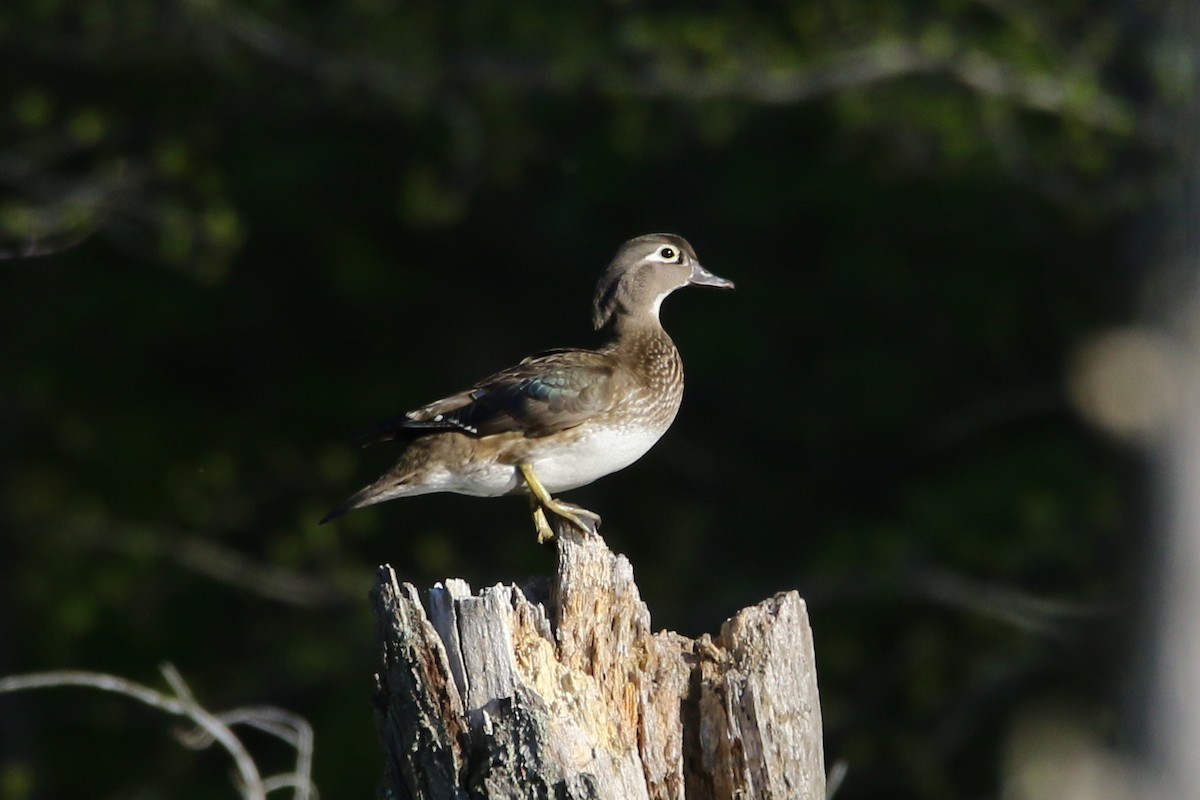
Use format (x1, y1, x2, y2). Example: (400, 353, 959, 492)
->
(370, 524, 824, 800)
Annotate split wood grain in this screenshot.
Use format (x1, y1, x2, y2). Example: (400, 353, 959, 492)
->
(371, 526, 824, 800)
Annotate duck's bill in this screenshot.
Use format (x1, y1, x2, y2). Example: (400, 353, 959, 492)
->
(689, 263, 735, 289)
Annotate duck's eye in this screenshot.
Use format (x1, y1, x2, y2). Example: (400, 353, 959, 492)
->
(659, 246, 676, 260)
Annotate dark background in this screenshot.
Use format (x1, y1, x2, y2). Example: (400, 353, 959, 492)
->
(0, 1, 1169, 798)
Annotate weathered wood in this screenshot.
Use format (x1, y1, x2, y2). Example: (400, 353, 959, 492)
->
(370, 525, 825, 800)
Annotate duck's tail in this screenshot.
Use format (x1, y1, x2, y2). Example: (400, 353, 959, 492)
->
(319, 472, 431, 524)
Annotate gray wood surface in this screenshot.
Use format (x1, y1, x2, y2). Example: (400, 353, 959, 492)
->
(371, 525, 825, 799)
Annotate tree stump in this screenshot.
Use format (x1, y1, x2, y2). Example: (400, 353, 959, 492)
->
(369, 524, 825, 800)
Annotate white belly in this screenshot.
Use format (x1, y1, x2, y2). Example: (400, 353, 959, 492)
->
(431, 426, 666, 498)
(530, 426, 665, 493)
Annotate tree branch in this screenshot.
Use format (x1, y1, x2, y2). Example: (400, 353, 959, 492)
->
(0, 663, 314, 800)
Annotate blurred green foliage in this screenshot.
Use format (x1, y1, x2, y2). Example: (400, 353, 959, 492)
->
(0, 0, 1164, 798)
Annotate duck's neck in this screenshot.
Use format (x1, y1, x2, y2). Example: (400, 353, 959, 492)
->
(603, 310, 672, 347)
(604, 315, 681, 389)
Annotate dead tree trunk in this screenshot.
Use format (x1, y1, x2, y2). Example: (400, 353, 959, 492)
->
(369, 524, 825, 800)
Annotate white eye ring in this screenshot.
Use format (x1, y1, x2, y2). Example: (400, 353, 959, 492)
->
(648, 245, 681, 263)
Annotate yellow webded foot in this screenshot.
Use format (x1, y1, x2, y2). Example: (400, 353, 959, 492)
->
(531, 502, 557, 544)
(519, 464, 602, 539)
(549, 500, 601, 535)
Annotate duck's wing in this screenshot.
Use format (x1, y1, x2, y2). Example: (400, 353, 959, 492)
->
(360, 348, 619, 444)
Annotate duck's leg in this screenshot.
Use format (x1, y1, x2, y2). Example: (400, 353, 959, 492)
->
(527, 496, 556, 544)
(519, 463, 601, 541)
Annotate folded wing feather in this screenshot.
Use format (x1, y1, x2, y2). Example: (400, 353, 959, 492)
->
(358, 349, 618, 445)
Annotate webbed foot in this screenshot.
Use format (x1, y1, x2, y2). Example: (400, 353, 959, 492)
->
(519, 464, 602, 542)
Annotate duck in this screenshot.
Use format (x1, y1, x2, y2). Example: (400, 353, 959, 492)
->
(320, 233, 734, 542)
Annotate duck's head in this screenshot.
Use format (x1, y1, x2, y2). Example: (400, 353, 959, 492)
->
(592, 233, 734, 331)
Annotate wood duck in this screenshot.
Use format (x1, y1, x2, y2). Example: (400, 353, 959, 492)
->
(321, 233, 734, 542)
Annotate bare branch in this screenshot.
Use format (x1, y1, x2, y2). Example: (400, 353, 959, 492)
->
(601, 42, 1130, 132)
(211, 707, 315, 800)
(0, 664, 315, 800)
(59, 520, 362, 608)
(183, 0, 1131, 134)
(182, 0, 425, 102)
(911, 568, 1112, 635)
(160, 663, 267, 800)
